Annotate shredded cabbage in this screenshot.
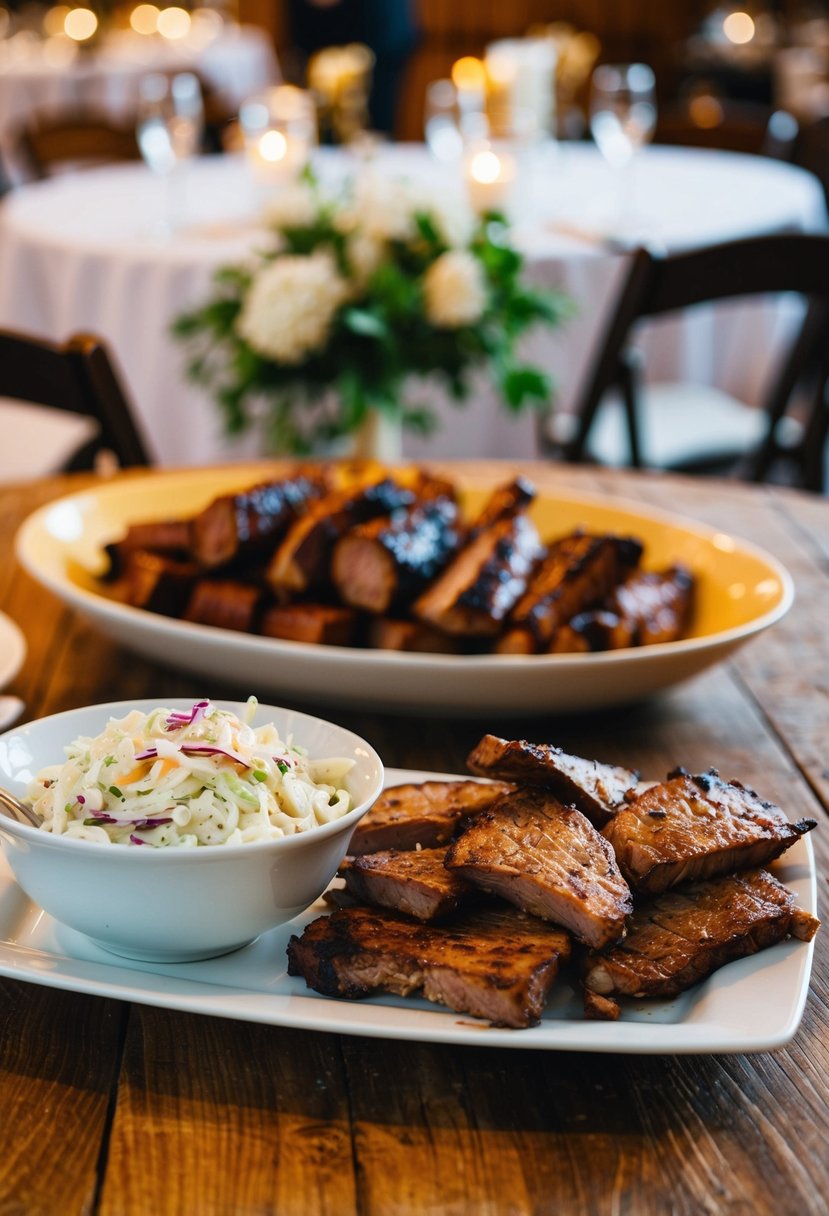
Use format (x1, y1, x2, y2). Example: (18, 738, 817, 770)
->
(26, 698, 355, 848)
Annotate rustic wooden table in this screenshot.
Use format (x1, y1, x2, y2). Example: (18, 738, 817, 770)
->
(0, 463, 826, 1216)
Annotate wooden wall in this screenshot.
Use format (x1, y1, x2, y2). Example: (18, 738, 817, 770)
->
(239, 0, 712, 139)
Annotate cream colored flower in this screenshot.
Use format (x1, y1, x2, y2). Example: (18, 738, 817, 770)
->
(236, 251, 347, 365)
(262, 183, 319, 231)
(346, 231, 384, 286)
(423, 250, 487, 328)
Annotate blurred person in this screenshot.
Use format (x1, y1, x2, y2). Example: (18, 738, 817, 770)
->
(288, 0, 418, 135)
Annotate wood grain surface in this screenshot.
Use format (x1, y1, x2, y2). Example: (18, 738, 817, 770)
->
(0, 462, 826, 1216)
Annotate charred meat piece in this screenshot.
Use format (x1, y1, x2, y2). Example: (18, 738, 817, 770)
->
(414, 514, 544, 637)
(104, 520, 193, 579)
(190, 473, 329, 570)
(340, 847, 479, 922)
(266, 479, 415, 598)
(550, 565, 694, 653)
(119, 551, 200, 616)
(603, 769, 818, 895)
(583, 868, 820, 1006)
(259, 602, 357, 646)
(497, 533, 643, 654)
(469, 475, 536, 533)
(466, 734, 639, 828)
(366, 618, 463, 654)
(332, 497, 461, 614)
(446, 788, 633, 949)
(287, 904, 571, 1028)
(183, 579, 262, 632)
(349, 780, 513, 855)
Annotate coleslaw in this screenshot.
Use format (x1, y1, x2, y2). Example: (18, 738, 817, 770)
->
(26, 698, 355, 847)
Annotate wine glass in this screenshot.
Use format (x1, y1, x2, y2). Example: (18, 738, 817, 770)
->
(589, 63, 656, 232)
(136, 72, 204, 235)
(424, 78, 464, 163)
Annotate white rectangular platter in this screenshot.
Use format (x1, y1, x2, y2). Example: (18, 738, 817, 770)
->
(0, 769, 817, 1054)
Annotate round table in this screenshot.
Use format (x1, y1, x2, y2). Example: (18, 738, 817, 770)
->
(0, 143, 825, 468)
(0, 23, 279, 171)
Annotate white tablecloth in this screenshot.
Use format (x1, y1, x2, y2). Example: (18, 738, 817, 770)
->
(0, 143, 825, 466)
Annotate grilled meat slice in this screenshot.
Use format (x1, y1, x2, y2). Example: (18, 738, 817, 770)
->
(446, 788, 633, 949)
(583, 868, 820, 1006)
(332, 497, 461, 614)
(190, 473, 328, 570)
(413, 514, 544, 637)
(183, 578, 262, 632)
(603, 769, 818, 894)
(497, 533, 643, 654)
(339, 847, 479, 922)
(286, 904, 571, 1028)
(104, 520, 193, 579)
(466, 735, 639, 828)
(550, 565, 694, 653)
(266, 478, 415, 597)
(259, 602, 357, 646)
(366, 618, 463, 654)
(469, 475, 537, 533)
(349, 780, 513, 855)
(119, 551, 200, 616)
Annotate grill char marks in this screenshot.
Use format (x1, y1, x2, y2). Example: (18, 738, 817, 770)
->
(348, 779, 514, 856)
(339, 847, 479, 922)
(332, 496, 461, 615)
(551, 565, 695, 653)
(286, 904, 571, 1028)
(496, 533, 643, 654)
(466, 734, 639, 828)
(445, 788, 633, 949)
(266, 478, 416, 598)
(583, 868, 820, 1006)
(190, 472, 329, 570)
(603, 769, 818, 895)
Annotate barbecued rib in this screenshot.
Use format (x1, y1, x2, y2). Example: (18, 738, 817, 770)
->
(183, 578, 262, 632)
(445, 788, 633, 949)
(286, 904, 571, 1028)
(466, 734, 639, 828)
(496, 533, 643, 654)
(582, 868, 819, 1010)
(413, 513, 544, 637)
(348, 780, 513, 855)
(190, 472, 329, 570)
(259, 602, 357, 646)
(365, 618, 463, 654)
(602, 769, 818, 894)
(339, 847, 479, 922)
(119, 551, 200, 616)
(266, 478, 416, 597)
(104, 520, 193, 580)
(550, 565, 694, 653)
(332, 497, 461, 614)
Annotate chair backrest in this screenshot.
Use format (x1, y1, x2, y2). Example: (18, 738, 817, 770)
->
(562, 232, 829, 488)
(794, 116, 829, 218)
(18, 113, 141, 179)
(655, 100, 799, 160)
(0, 329, 152, 470)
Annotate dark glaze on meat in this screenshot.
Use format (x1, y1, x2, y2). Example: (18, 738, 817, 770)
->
(583, 868, 820, 1008)
(190, 472, 329, 569)
(286, 903, 571, 1028)
(551, 565, 694, 653)
(446, 788, 633, 949)
(603, 769, 818, 894)
(466, 734, 639, 827)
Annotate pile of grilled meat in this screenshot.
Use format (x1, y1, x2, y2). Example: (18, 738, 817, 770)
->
(286, 735, 820, 1029)
(101, 463, 695, 655)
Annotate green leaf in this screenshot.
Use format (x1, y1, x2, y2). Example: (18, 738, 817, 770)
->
(342, 308, 389, 340)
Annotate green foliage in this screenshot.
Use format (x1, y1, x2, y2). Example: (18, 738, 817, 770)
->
(172, 176, 571, 455)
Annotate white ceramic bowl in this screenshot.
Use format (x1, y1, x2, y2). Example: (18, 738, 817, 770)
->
(0, 699, 384, 962)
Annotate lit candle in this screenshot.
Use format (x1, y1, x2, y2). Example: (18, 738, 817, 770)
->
(240, 86, 317, 192)
(485, 38, 557, 141)
(451, 55, 486, 133)
(464, 142, 516, 214)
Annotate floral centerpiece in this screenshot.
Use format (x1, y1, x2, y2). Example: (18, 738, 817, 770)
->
(173, 171, 571, 456)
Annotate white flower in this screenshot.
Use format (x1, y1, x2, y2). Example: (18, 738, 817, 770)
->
(236, 251, 347, 365)
(346, 231, 384, 286)
(423, 250, 487, 329)
(262, 183, 320, 231)
(353, 174, 418, 243)
(425, 194, 475, 248)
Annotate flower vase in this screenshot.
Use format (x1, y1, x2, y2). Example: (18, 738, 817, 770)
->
(349, 410, 403, 463)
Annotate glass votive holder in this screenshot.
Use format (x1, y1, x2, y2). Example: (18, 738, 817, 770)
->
(239, 85, 317, 191)
(463, 137, 518, 216)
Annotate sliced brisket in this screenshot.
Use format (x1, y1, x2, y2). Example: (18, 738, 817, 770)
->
(348, 780, 513, 855)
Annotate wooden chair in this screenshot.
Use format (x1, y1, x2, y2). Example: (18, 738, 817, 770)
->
(0, 330, 152, 477)
(18, 113, 141, 179)
(654, 100, 800, 160)
(541, 233, 829, 492)
(794, 116, 829, 218)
